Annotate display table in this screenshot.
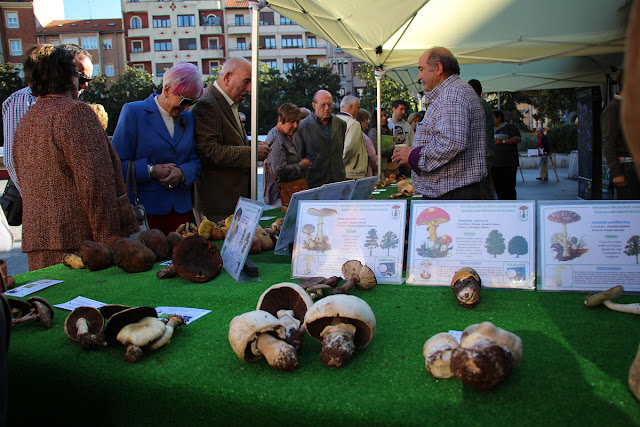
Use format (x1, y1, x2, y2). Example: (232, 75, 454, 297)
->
(6, 239, 640, 426)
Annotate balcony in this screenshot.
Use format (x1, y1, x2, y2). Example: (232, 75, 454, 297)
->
(227, 24, 251, 35)
(198, 25, 223, 35)
(202, 48, 224, 58)
(228, 47, 251, 58)
(129, 50, 154, 62)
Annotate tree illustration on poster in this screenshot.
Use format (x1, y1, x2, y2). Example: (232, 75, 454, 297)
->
(381, 231, 399, 256)
(625, 235, 640, 264)
(508, 236, 529, 258)
(365, 229, 379, 256)
(486, 230, 506, 257)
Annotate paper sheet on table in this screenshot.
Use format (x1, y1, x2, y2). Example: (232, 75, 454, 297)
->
(155, 306, 211, 325)
(55, 296, 106, 310)
(4, 279, 64, 297)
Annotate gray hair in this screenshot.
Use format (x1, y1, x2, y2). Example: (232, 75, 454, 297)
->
(59, 43, 92, 61)
(340, 95, 360, 110)
(426, 47, 460, 76)
(219, 57, 251, 80)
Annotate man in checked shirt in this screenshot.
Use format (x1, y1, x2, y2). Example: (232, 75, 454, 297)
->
(392, 47, 486, 200)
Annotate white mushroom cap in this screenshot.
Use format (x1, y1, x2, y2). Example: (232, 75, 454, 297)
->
(228, 310, 286, 362)
(117, 317, 166, 347)
(459, 321, 523, 366)
(303, 294, 376, 348)
(423, 332, 460, 379)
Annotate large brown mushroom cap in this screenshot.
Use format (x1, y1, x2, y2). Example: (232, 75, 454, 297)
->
(256, 282, 313, 323)
(78, 240, 113, 271)
(584, 285, 624, 307)
(26, 296, 54, 329)
(228, 310, 286, 362)
(172, 235, 223, 282)
(110, 237, 157, 273)
(64, 306, 106, 349)
(138, 229, 171, 261)
(7, 299, 32, 320)
(104, 306, 158, 345)
(303, 294, 376, 349)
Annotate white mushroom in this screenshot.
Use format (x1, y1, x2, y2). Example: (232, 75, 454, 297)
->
(117, 316, 167, 363)
(584, 285, 640, 315)
(423, 332, 460, 379)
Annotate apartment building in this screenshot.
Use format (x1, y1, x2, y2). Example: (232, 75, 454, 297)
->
(0, 0, 64, 66)
(36, 19, 126, 81)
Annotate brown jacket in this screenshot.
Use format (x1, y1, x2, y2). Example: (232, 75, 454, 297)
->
(13, 95, 138, 253)
(191, 84, 250, 219)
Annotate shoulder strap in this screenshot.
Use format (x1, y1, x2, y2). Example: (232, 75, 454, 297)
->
(126, 160, 141, 204)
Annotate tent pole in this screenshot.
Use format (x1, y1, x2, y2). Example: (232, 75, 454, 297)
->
(248, 0, 265, 200)
(375, 69, 384, 179)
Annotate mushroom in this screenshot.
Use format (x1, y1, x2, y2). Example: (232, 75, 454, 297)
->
(584, 285, 640, 315)
(332, 260, 377, 294)
(547, 210, 581, 257)
(391, 204, 401, 217)
(103, 306, 158, 345)
(423, 332, 460, 379)
(551, 265, 566, 286)
(172, 235, 224, 282)
(256, 282, 314, 351)
(108, 236, 157, 273)
(439, 235, 452, 251)
(450, 267, 481, 309)
(147, 314, 186, 351)
(450, 322, 523, 390)
(302, 224, 315, 242)
(117, 316, 168, 363)
(64, 306, 106, 350)
(10, 297, 54, 329)
(397, 180, 414, 196)
(303, 294, 376, 367)
(99, 304, 131, 320)
(302, 256, 315, 274)
(78, 240, 114, 271)
(138, 229, 171, 260)
(63, 253, 85, 269)
(307, 208, 338, 243)
(518, 205, 529, 220)
(228, 310, 298, 371)
(416, 207, 450, 245)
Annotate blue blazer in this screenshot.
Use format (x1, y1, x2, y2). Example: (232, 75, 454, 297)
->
(111, 94, 201, 215)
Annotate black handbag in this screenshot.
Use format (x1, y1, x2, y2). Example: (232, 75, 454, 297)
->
(0, 178, 22, 226)
(126, 161, 149, 236)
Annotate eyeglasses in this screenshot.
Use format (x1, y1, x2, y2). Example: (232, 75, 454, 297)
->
(178, 94, 198, 107)
(75, 71, 93, 86)
(314, 102, 334, 109)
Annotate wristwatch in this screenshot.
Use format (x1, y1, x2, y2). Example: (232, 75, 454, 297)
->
(148, 164, 154, 177)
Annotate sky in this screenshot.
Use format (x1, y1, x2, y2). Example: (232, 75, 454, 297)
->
(63, 0, 123, 20)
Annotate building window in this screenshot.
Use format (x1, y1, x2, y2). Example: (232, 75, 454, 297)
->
(9, 40, 22, 56)
(105, 65, 114, 77)
(132, 40, 143, 52)
(177, 15, 195, 27)
(260, 36, 276, 49)
(337, 62, 344, 76)
(283, 59, 301, 73)
(203, 14, 220, 26)
(280, 16, 294, 25)
(235, 14, 245, 26)
(335, 47, 342, 53)
(153, 16, 171, 28)
(133, 64, 144, 70)
(308, 59, 318, 66)
(260, 11, 274, 25)
(156, 62, 173, 77)
(131, 17, 141, 29)
(307, 36, 316, 48)
(281, 35, 303, 49)
(50, 39, 60, 46)
(237, 37, 247, 50)
(81, 37, 98, 50)
(208, 38, 218, 50)
(62, 37, 79, 45)
(6, 12, 19, 28)
(103, 38, 112, 50)
(154, 40, 172, 51)
(92, 64, 100, 76)
(261, 60, 277, 70)
(179, 38, 197, 50)
(209, 61, 219, 74)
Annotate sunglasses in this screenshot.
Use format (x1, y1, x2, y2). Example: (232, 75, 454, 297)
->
(178, 94, 198, 107)
(75, 71, 93, 86)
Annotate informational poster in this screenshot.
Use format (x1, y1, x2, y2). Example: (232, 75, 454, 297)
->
(321, 180, 356, 201)
(274, 187, 326, 255)
(220, 197, 265, 282)
(538, 201, 640, 292)
(292, 200, 407, 284)
(406, 201, 536, 289)
(350, 176, 379, 200)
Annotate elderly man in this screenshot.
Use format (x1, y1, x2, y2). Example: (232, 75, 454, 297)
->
(392, 47, 486, 200)
(294, 90, 347, 188)
(191, 57, 270, 221)
(336, 95, 368, 179)
(2, 43, 93, 195)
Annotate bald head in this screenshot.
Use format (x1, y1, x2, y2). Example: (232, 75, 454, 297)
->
(418, 47, 460, 91)
(218, 57, 252, 103)
(312, 90, 334, 124)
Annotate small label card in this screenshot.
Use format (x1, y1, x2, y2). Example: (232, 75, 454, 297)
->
(220, 197, 265, 282)
(406, 201, 536, 289)
(155, 306, 211, 325)
(538, 201, 640, 291)
(274, 186, 326, 255)
(54, 296, 106, 311)
(292, 200, 407, 284)
(4, 279, 64, 297)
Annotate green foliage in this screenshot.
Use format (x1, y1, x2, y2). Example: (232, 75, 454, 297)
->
(380, 231, 399, 256)
(355, 64, 418, 114)
(0, 63, 25, 146)
(546, 124, 577, 154)
(485, 229, 505, 257)
(624, 235, 640, 264)
(241, 63, 288, 135)
(508, 235, 529, 258)
(487, 91, 531, 131)
(527, 88, 577, 126)
(518, 132, 538, 150)
(80, 67, 158, 135)
(365, 228, 379, 256)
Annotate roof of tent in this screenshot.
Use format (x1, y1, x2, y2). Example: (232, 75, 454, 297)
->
(267, 0, 630, 91)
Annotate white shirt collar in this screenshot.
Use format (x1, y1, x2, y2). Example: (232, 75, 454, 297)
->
(214, 80, 235, 107)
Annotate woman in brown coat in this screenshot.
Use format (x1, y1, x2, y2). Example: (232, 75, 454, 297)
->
(13, 45, 138, 270)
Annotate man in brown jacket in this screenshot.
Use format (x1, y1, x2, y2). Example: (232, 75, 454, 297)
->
(191, 57, 270, 221)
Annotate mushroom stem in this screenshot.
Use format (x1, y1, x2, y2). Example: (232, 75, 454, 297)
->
(319, 317, 357, 367)
(149, 315, 185, 351)
(125, 345, 144, 363)
(76, 317, 90, 335)
(276, 310, 303, 351)
(332, 274, 360, 295)
(11, 310, 38, 324)
(255, 333, 298, 371)
(603, 301, 640, 315)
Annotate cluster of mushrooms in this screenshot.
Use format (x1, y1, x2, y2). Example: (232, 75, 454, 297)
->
(63, 305, 185, 363)
(198, 216, 283, 254)
(7, 296, 54, 329)
(229, 265, 377, 370)
(298, 260, 378, 300)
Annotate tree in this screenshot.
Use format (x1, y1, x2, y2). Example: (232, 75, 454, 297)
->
(624, 235, 640, 264)
(0, 63, 25, 146)
(527, 88, 577, 127)
(487, 91, 532, 131)
(364, 228, 379, 255)
(354, 63, 418, 114)
(485, 229, 506, 257)
(508, 235, 529, 258)
(380, 231, 399, 256)
(283, 62, 341, 110)
(240, 63, 288, 135)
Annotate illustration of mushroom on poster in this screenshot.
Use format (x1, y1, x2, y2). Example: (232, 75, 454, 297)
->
(291, 200, 407, 284)
(406, 201, 536, 289)
(538, 201, 640, 292)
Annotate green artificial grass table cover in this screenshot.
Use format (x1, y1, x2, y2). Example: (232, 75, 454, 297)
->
(5, 211, 640, 426)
